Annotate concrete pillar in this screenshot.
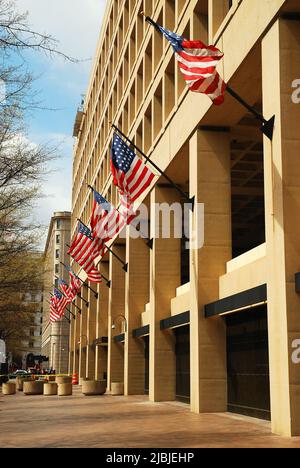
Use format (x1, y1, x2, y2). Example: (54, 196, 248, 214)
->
(95, 263, 109, 381)
(72, 297, 81, 376)
(68, 305, 75, 374)
(189, 129, 231, 413)
(86, 282, 97, 380)
(107, 246, 126, 391)
(149, 186, 181, 402)
(78, 288, 88, 379)
(262, 19, 300, 437)
(124, 227, 150, 395)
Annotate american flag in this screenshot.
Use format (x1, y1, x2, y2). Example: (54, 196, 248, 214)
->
(119, 192, 137, 225)
(66, 266, 82, 295)
(157, 25, 226, 105)
(49, 296, 61, 323)
(90, 189, 125, 241)
(110, 133, 156, 205)
(68, 222, 103, 284)
(53, 288, 68, 317)
(58, 279, 76, 303)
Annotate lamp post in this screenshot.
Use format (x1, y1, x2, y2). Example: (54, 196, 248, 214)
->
(111, 315, 127, 333)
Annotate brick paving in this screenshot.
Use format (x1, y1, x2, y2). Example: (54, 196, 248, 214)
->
(1, 386, 300, 448)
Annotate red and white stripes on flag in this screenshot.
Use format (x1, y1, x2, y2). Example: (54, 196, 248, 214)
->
(68, 222, 103, 284)
(110, 133, 156, 205)
(49, 298, 61, 323)
(90, 189, 126, 241)
(157, 24, 226, 105)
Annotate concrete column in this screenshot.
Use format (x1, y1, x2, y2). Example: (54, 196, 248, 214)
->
(86, 282, 97, 380)
(107, 246, 126, 391)
(149, 186, 181, 402)
(68, 306, 75, 374)
(72, 297, 81, 376)
(78, 288, 88, 379)
(262, 19, 300, 437)
(189, 129, 231, 413)
(124, 227, 150, 395)
(95, 263, 109, 381)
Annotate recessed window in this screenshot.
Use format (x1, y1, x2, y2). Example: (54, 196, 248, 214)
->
(56, 234, 60, 244)
(55, 249, 60, 259)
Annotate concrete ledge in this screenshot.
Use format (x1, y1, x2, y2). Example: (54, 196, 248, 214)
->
(82, 380, 106, 396)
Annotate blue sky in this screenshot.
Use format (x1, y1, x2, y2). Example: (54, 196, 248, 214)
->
(16, 0, 106, 243)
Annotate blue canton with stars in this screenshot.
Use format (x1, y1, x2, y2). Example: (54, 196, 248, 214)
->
(58, 279, 68, 287)
(94, 189, 113, 213)
(157, 25, 184, 53)
(111, 133, 137, 174)
(54, 288, 63, 300)
(78, 222, 93, 240)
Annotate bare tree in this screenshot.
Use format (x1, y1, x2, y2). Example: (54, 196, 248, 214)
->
(0, 0, 75, 356)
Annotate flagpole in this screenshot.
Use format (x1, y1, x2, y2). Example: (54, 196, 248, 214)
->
(141, 12, 275, 141)
(77, 219, 128, 273)
(111, 124, 195, 210)
(60, 262, 99, 298)
(87, 184, 153, 250)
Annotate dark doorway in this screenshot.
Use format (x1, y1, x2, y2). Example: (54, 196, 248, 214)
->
(144, 336, 149, 395)
(226, 305, 270, 420)
(175, 325, 190, 403)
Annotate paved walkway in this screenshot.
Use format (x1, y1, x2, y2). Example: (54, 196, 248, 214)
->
(1, 387, 300, 448)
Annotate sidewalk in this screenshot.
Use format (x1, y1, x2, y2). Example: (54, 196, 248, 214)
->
(1, 387, 300, 448)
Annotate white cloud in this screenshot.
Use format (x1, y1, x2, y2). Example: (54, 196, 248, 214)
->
(17, 0, 106, 60)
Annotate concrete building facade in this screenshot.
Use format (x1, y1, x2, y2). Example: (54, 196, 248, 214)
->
(42, 212, 71, 373)
(69, 0, 300, 437)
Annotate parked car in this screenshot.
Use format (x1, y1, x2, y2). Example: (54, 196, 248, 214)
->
(9, 370, 30, 379)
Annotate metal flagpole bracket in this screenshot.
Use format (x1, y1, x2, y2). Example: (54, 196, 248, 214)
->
(123, 263, 129, 273)
(106, 280, 111, 288)
(261, 115, 275, 141)
(146, 238, 154, 250)
(189, 196, 195, 212)
(112, 125, 193, 208)
(226, 86, 275, 141)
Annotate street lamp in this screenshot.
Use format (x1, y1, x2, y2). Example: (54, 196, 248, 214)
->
(111, 315, 127, 333)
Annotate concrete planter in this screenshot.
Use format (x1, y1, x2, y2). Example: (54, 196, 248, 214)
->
(82, 380, 107, 396)
(79, 377, 89, 386)
(2, 382, 16, 395)
(55, 376, 72, 384)
(23, 381, 44, 395)
(43, 383, 58, 396)
(16, 377, 33, 391)
(58, 383, 72, 396)
(111, 382, 124, 396)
